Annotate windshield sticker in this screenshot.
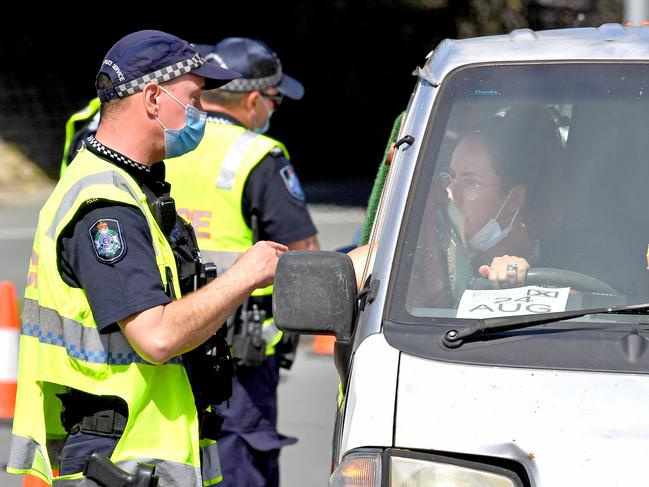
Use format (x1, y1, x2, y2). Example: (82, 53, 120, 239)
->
(456, 286, 570, 319)
(470, 89, 501, 96)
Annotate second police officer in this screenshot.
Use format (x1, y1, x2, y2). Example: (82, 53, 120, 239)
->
(165, 37, 319, 487)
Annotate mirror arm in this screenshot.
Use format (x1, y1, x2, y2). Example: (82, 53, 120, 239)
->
(358, 278, 380, 312)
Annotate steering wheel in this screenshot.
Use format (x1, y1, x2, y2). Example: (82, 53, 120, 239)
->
(471, 267, 620, 295)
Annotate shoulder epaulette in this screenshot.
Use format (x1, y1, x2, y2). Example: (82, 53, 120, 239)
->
(269, 147, 284, 157)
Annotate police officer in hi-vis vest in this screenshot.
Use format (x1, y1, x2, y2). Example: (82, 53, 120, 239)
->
(59, 97, 100, 178)
(7, 30, 288, 486)
(166, 38, 319, 487)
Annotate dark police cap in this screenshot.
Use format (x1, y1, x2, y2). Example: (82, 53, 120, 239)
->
(207, 37, 304, 100)
(96, 30, 241, 103)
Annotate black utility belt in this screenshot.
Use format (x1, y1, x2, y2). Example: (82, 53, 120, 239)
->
(199, 409, 224, 441)
(68, 408, 222, 440)
(68, 409, 127, 438)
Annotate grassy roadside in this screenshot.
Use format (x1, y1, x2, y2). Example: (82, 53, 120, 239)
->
(0, 138, 54, 207)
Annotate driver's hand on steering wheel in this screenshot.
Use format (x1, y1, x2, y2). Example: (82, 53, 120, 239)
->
(479, 256, 530, 289)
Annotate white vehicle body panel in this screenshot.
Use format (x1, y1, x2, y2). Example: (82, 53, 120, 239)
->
(339, 334, 399, 461)
(395, 354, 649, 485)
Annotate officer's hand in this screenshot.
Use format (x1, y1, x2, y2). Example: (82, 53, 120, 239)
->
(236, 241, 288, 290)
(479, 255, 529, 289)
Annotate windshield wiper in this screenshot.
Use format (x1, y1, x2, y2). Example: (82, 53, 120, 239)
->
(442, 303, 649, 349)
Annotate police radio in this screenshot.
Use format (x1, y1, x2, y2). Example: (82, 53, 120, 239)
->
(227, 213, 268, 367)
(149, 195, 177, 235)
(230, 303, 267, 367)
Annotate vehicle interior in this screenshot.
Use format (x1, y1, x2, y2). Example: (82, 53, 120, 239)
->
(396, 63, 649, 320)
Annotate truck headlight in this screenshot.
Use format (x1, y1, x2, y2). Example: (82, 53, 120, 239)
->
(330, 449, 523, 487)
(390, 455, 519, 486)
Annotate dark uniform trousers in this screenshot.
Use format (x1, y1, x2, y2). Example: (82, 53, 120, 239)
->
(215, 355, 296, 487)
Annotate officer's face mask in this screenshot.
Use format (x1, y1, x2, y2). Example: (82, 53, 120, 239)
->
(155, 86, 207, 159)
(468, 189, 520, 253)
(252, 94, 274, 135)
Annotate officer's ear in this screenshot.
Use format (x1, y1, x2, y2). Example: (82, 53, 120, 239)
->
(245, 91, 261, 112)
(142, 83, 161, 118)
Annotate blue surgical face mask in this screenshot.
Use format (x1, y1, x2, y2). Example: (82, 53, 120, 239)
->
(253, 97, 274, 134)
(468, 189, 520, 253)
(155, 86, 207, 159)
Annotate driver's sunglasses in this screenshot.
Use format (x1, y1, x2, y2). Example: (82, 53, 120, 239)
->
(260, 91, 284, 108)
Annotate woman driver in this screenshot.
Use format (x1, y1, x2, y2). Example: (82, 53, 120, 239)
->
(443, 104, 562, 289)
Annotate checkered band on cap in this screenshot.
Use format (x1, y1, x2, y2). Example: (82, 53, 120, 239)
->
(219, 68, 283, 93)
(114, 53, 205, 98)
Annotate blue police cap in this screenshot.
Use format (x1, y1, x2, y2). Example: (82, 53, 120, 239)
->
(206, 37, 304, 100)
(192, 43, 216, 59)
(96, 30, 241, 103)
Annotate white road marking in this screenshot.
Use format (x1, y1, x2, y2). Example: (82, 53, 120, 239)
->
(0, 228, 35, 240)
(0, 329, 18, 381)
(308, 205, 366, 225)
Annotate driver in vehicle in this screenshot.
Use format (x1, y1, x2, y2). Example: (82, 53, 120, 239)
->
(439, 104, 562, 290)
(349, 104, 562, 302)
(399, 103, 563, 309)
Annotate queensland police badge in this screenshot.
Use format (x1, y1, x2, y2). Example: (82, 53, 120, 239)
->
(89, 219, 125, 263)
(279, 164, 305, 202)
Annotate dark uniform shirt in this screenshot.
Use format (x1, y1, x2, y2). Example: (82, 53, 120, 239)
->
(208, 112, 317, 244)
(59, 137, 171, 334)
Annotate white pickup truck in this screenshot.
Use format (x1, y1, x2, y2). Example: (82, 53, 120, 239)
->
(274, 24, 649, 486)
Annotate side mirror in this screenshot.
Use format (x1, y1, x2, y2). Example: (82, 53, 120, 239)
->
(272, 251, 357, 341)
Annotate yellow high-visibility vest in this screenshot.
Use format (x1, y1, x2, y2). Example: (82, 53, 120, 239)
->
(8, 146, 221, 486)
(166, 122, 288, 354)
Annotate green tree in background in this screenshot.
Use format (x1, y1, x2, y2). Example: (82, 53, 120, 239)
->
(456, 0, 622, 37)
(380, 0, 622, 37)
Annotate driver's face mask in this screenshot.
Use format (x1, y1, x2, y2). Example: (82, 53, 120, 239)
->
(155, 86, 207, 159)
(468, 189, 520, 252)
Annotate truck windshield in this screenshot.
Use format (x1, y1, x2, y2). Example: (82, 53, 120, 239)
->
(390, 63, 649, 325)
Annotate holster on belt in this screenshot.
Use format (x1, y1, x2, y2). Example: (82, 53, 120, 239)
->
(58, 390, 128, 438)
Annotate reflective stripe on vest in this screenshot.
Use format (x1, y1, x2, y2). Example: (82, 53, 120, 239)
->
(8, 148, 211, 486)
(200, 439, 223, 486)
(21, 299, 181, 365)
(8, 434, 49, 482)
(45, 169, 154, 249)
(215, 131, 258, 190)
(10, 433, 203, 487)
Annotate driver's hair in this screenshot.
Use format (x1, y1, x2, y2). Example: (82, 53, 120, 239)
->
(463, 104, 563, 240)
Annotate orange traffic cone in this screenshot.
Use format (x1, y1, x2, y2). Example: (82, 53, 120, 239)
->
(311, 335, 335, 355)
(22, 468, 58, 486)
(0, 280, 19, 421)
(22, 474, 50, 486)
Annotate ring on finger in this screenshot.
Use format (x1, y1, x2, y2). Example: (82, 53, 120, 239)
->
(506, 263, 519, 273)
